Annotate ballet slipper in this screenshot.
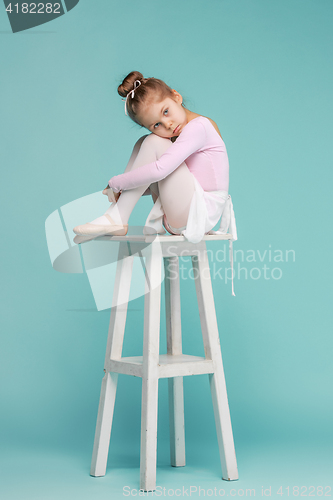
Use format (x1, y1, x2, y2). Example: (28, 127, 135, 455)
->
(73, 213, 128, 236)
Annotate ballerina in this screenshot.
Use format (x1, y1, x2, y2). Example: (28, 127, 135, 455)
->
(73, 70, 234, 246)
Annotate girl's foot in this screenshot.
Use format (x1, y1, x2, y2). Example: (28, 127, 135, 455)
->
(73, 191, 128, 237)
(73, 213, 128, 236)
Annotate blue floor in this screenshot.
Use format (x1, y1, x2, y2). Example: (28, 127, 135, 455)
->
(1, 439, 332, 499)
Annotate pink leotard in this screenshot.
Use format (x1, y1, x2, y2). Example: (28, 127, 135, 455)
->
(108, 116, 229, 194)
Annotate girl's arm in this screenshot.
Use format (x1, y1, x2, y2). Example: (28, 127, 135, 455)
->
(103, 134, 151, 199)
(108, 119, 207, 193)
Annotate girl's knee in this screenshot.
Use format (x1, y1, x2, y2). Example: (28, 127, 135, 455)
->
(142, 133, 171, 148)
(141, 133, 172, 158)
(135, 134, 150, 148)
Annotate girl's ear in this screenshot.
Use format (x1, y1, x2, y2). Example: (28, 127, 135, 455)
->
(171, 89, 183, 103)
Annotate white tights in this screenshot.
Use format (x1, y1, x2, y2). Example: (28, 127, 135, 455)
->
(91, 133, 195, 229)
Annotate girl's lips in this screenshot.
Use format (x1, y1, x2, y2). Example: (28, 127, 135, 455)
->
(173, 125, 180, 134)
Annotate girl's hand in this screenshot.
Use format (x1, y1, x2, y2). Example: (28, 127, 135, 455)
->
(102, 186, 122, 203)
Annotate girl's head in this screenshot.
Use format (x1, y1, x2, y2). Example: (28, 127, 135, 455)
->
(118, 71, 189, 138)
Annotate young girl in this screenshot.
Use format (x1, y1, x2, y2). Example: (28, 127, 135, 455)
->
(73, 71, 237, 249)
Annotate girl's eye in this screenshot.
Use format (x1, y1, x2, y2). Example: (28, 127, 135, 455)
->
(153, 110, 168, 128)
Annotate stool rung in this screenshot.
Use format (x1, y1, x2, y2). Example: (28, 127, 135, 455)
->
(107, 354, 215, 379)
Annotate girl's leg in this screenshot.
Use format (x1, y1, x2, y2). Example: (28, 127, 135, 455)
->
(123, 134, 150, 173)
(90, 134, 165, 226)
(90, 134, 195, 228)
(157, 164, 195, 228)
(90, 134, 150, 225)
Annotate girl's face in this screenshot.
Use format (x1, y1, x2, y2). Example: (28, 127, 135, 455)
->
(137, 91, 188, 139)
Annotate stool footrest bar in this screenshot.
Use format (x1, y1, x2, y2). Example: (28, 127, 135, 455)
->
(107, 354, 215, 379)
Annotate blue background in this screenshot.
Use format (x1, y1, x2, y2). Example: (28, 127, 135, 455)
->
(1, 0, 332, 498)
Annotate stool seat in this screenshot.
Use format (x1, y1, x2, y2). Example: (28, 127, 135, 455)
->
(95, 232, 234, 243)
(89, 234, 238, 491)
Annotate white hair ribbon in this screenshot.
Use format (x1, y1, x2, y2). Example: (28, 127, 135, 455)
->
(121, 80, 142, 116)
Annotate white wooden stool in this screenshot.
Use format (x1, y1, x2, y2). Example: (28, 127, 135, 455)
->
(90, 233, 238, 491)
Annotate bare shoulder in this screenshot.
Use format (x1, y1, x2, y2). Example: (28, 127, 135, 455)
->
(201, 115, 223, 139)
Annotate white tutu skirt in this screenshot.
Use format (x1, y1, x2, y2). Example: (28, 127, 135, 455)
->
(143, 175, 237, 244)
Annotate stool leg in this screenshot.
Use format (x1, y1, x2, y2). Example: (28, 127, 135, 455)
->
(192, 244, 238, 481)
(164, 256, 186, 467)
(140, 243, 162, 492)
(90, 371, 118, 477)
(90, 242, 134, 477)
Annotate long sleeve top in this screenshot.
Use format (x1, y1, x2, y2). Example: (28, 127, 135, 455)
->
(108, 116, 229, 194)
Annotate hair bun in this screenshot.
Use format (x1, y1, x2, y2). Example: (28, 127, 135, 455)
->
(118, 71, 144, 98)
